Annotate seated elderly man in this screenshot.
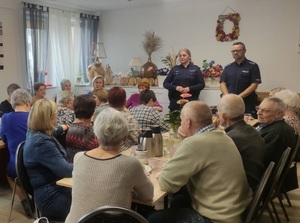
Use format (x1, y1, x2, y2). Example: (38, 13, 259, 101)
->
(256, 97, 298, 165)
(130, 89, 169, 132)
(217, 94, 265, 191)
(148, 101, 252, 223)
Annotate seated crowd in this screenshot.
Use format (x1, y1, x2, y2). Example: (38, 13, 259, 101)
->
(1, 79, 300, 222)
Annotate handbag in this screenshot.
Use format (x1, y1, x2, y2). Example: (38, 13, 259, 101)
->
(282, 162, 299, 192)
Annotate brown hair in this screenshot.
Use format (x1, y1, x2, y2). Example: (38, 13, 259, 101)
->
(138, 81, 150, 90)
(108, 86, 126, 108)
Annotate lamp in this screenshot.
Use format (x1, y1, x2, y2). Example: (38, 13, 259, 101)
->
(87, 42, 107, 84)
(129, 57, 142, 77)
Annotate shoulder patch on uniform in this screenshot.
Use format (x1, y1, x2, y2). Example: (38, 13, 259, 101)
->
(224, 62, 234, 68)
(248, 61, 256, 65)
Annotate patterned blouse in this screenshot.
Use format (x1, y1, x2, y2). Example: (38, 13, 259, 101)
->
(284, 115, 300, 134)
(57, 108, 75, 125)
(66, 122, 99, 162)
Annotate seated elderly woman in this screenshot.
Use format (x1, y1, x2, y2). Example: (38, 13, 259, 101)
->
(126, 81, 163, 112)
(273, 89, 300, 135)
(57, 90, 75, 125)
(92, 88, 109, 121)
(0, 89, 32, 216)
(23, 99, 73, 221)
(65, 108, 154, 223)
(130, 89, 169, 132)
(66, 94, 99, 162)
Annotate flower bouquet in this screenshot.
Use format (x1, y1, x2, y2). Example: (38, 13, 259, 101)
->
(201, 60, 223, 88)
(164, 93, 192, 136)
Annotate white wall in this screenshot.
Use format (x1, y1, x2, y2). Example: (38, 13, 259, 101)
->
(0, 0, 300, 101)
(100, 0, 300, 92)
(0, 0, 24, 101)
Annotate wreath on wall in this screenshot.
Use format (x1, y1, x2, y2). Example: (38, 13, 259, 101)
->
(215, 13, 241, 42)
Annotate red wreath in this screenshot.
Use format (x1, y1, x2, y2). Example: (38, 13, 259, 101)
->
(215, 13, 240, 42)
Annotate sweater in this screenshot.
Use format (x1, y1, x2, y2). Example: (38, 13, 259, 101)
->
(159, 130, 252, 223)
(65, 152, 154, 223)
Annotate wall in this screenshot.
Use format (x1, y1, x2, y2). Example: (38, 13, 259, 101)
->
(100, 0, 300, 93)
(0, 0, 300, 101)
(0, 0, 24, 101)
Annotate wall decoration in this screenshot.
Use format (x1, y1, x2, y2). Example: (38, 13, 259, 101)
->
(215, 7, 240, 42)
(0, 21, 3, 70)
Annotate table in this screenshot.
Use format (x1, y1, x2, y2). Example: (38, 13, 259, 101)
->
(56, 172, 168, 208)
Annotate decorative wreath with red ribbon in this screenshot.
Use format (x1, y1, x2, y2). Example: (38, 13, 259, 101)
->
(215, 13, 240, 42)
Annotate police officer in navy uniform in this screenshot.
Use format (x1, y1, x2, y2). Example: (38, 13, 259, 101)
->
(220, 42, 262, 118)
(163, 48, 205, 112)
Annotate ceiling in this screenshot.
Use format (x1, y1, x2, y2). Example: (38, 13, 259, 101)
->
(40, 0, 191, 13)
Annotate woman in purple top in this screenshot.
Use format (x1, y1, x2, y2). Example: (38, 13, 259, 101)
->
(126, 81, 163, 112)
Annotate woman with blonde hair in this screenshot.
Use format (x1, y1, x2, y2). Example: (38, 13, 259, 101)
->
(23, 99, 73, 221)
(163, 48, 205, 111)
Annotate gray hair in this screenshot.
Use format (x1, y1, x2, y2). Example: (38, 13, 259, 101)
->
(218, 94, 245, 120)
(60, 79, 71, 90)
(11, 89, 32, 108)
(263, 97, 286, 113)
(93, 107, 129, 150)
(57, 91, 75, 106)
(274, 89, 300, 112)
(7, 83, 20, 95)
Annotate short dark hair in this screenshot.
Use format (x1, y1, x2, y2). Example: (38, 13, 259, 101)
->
(139, 89, 157, 104)
(108, 86, 126, 108)
(233, 42, 246, 49)
(33, 82, 46, 91)
(73, 94, 96, 119)
(7, 83, 20, 95)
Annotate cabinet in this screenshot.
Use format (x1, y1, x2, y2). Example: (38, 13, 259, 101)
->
(74, 85, 221, 116)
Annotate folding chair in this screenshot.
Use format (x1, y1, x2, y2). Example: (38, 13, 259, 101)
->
(78, 205, 148, 223)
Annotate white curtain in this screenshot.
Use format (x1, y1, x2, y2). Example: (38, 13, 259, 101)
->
(48, 8, 81, 89)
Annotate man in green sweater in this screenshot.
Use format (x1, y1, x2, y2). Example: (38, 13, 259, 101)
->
(148, 101, 252, 223)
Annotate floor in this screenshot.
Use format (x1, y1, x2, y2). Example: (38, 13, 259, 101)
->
(0, 164, 299, 223)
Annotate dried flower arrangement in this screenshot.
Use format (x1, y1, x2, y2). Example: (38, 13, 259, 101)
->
(142, 31, 163, 57)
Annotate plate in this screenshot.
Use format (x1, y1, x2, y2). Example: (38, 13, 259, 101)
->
(143, 165, 152, 174)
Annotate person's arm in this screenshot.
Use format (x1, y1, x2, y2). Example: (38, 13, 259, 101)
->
(185, 68, 205, 93)
(151, 109, 169, 133)
(163, 68, 179, 91)
(238, 83, 259, 98)
(220, 82, 229, 95)
(36, 137, 73, 178)
(125, 94, 136, 109)
(154, 100, 163, 112)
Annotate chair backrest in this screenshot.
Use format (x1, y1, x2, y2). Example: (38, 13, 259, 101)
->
(255, 147, 292, 221)
(77, 205, 148, 223)
(15, 141, 36, 218)
(244, 161, 275, 223)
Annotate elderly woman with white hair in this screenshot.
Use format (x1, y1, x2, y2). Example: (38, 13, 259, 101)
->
(65, 108, 154, 223)
(274, 89, 300, 134)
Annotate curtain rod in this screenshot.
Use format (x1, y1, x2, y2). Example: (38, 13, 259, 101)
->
(22, 1, 100, 16)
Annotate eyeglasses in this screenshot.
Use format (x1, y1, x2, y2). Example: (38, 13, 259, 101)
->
(255, 106, 272, 114)
(231, 49, 244, 53)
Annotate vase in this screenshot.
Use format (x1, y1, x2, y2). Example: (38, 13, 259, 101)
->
(204, 77, 220, 88)
(140, 57, 158, 79)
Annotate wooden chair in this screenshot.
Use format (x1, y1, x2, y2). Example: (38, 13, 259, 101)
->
(77, 205, 148, 223)
(244, 162, 276, 223)
(7, 141, 39, 222)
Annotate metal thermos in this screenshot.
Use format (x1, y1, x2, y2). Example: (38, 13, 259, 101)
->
(138, 129, 153, 156)
(151, 125, 163, 157)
